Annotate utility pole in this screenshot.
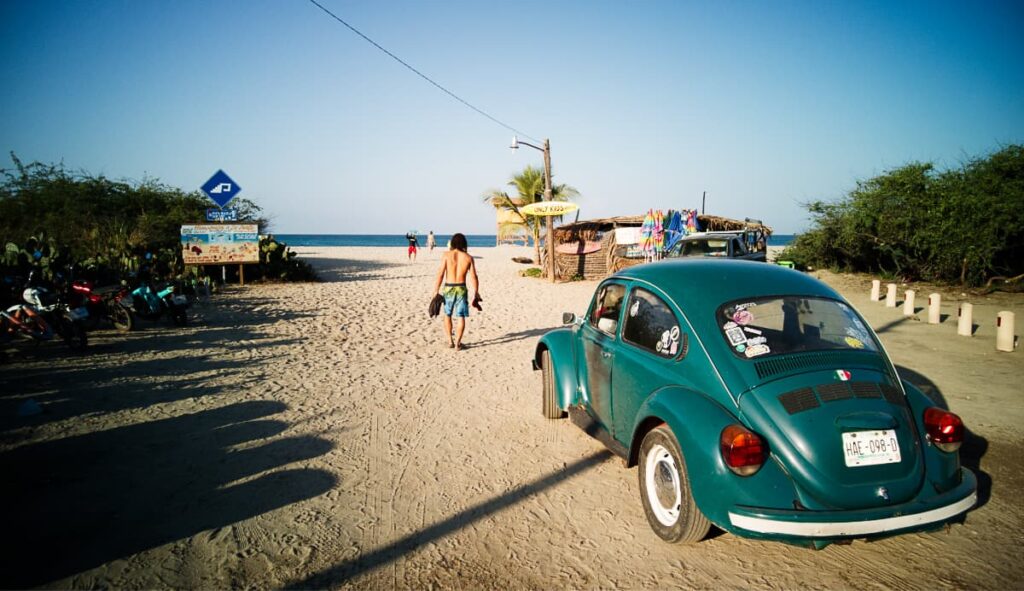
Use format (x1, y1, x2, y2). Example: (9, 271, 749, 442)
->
(510, 135, 559, 282)
(542, 139, 555, 282)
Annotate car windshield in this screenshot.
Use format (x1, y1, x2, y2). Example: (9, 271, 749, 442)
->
(717, 297, 879, 358)
(668, 239, 729, 257)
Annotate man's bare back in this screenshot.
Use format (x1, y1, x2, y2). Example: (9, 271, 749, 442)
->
(442, 250, 475, 286)
(431, 233, 479, 350)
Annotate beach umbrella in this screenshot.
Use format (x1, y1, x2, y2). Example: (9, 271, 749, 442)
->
(639, 210, 654, 257)
(664, 210, 684, 251)
(652, 209, 665, 256)
(684, 209, 699, 234)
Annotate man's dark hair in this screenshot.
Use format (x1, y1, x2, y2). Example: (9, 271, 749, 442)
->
(451, 233, 468, 252)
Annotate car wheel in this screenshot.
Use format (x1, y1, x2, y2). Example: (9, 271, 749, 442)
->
(638, 424, 710, 543)
(541, 349, 564, 419)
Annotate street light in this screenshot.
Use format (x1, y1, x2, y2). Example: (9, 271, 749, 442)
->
(510, 135, 557, 282)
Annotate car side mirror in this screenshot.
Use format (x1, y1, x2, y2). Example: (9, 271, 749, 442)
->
(562, 312, 577, 325)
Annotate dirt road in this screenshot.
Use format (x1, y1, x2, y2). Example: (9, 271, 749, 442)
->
(1, 247, 1021, 589)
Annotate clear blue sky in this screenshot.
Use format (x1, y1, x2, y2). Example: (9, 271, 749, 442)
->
(2, 0, 1022, 234)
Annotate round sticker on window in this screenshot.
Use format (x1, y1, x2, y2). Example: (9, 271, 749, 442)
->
(630, 300, 640, 317)
(844, 336, 865, 349)
(670, 326, 680, 342)
(733, 309, 754, 325)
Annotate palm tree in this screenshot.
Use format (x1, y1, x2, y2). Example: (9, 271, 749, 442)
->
(483, 165, 579, 264)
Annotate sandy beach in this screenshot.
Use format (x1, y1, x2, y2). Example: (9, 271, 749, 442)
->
(2, 245, 1022, 589)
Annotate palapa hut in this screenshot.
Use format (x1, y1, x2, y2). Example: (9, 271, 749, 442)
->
(547, 213, 772, 280)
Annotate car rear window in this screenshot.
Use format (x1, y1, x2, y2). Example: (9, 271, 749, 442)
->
(717, 297, 879, 358)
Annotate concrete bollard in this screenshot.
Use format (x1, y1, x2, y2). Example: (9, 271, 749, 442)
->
(928, 293, 941, 324)
(885, 284, 897, 307)
(903, 290, 916, 316)
(957, 303, 973, 337)
(996, 311, 1015, 352)
(870, 279, 881, 301)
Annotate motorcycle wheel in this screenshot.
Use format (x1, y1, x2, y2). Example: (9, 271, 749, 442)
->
(109, 301, 134, 331)
(20, 313, 52, 342)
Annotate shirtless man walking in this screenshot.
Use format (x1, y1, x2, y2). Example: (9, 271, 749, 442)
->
(432, 233, 479, 350)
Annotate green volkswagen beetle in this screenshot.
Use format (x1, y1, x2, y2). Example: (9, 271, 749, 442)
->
(533, 259, 976, 548)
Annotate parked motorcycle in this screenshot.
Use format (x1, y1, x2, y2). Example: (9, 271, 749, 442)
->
(19, 274, 88, 350)
(129, 280, 189, 326)
(71, 279, 133, 331)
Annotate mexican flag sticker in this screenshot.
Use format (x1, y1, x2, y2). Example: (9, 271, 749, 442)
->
(836, 369, 851, 381)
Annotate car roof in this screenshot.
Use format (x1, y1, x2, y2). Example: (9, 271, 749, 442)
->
(609, 259, 840, 311)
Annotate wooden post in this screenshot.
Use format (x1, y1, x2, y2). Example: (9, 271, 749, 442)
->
(239, 264, 245, 286)
(543, 139, 556, 283)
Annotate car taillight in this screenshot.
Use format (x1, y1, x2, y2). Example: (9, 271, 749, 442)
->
(720, 424, 766, 476)
(88, 294, 102, 304)
(923, 407, 964, 452)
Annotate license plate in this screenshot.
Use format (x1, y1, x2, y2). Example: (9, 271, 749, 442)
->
(172, 295, 188, 305)
(842, 429, 901, 467)
(68, 307, 89, 320)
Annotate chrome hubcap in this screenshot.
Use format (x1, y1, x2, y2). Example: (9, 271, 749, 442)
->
(645, 443, 681, 526)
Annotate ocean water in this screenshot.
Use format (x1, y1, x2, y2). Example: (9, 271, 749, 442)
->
(275, 233, 797, 248)
(275, 234, 500, 248)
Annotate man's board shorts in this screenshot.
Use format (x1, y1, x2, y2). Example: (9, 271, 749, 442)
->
(408, 244, 417, 254)
(442, 283, 469, 318)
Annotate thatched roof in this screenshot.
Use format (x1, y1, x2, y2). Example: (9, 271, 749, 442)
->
(554, 213, 772, 243)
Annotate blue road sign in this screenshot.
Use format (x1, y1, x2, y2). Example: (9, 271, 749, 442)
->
(206, 208, 239, 222)
(201, 169, 242, 208)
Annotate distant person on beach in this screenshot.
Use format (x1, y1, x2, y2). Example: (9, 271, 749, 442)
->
(432, 233, 479, 350)
(427, 231, 436, 251)
(406, 232, 418, 261)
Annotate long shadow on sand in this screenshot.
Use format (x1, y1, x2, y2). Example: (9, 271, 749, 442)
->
(896, 365, 991, 510)
(0, 334, 291, 438)
(0, 399, 336, 587)
(304, 257, 403, 283)
(286, 450, 614, 588)
(468, 326, 559, 349)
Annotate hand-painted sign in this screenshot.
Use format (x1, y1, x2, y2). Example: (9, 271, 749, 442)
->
(206, 208, 238, 222)
(181, 224, 259, 265)
(201, 170, 242, 207)
(520, 201, 579, 216)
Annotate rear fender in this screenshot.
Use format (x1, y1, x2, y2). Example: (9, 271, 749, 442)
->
(535, 328, 580, 410)
(630, 387, 799, 529)
(902, 380, 962, 490)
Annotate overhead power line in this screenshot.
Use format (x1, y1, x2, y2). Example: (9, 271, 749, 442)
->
(306, 0, 539, 143)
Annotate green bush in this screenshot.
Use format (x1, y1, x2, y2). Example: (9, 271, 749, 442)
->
(519, 267, 543, 278)
(782, 145, 1024, 286)
(0, 155, 317, 282)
